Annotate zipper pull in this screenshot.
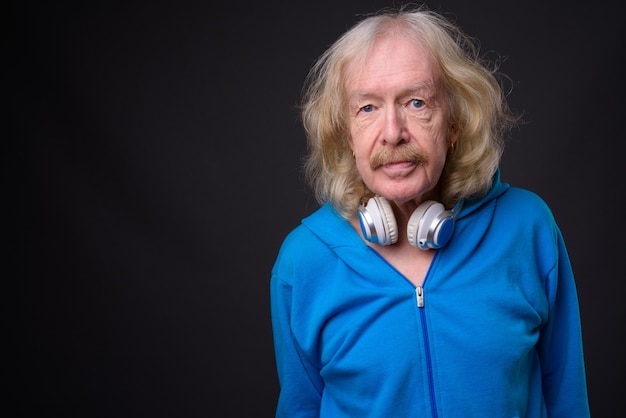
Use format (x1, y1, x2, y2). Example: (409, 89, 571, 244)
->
(416, 286, 424, 308)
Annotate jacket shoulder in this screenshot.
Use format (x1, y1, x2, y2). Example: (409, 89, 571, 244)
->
(271, 219, 337, 285)
(499, 187, 556, 223)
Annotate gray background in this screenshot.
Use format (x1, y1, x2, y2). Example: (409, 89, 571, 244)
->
(11, 0, 625, 416)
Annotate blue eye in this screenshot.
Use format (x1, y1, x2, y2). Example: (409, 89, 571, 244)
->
(361, 104, 374, 113)
(411, 99, 424, 108)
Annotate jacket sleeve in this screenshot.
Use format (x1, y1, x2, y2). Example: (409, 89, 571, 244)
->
(538, 230, 590, 417)
(270, 271, 323, 417)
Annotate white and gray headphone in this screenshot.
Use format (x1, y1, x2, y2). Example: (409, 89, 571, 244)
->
(357, 196, 462, 250)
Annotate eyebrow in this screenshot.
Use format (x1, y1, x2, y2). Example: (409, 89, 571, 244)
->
(348, 81, 436, 102)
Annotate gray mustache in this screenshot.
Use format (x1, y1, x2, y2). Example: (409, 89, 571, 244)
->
(370, 145, 429, 170)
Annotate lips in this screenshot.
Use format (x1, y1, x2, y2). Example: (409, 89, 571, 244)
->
(383, 161, 415, 169)
(379, 160, 420, 177)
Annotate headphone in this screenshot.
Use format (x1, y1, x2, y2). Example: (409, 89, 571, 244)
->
(357, 196, 460, 250)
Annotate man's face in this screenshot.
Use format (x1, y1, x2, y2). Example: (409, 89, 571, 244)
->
(346, 33, 457, 204)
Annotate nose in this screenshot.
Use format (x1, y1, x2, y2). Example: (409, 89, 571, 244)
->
(381, 105, 407, 145)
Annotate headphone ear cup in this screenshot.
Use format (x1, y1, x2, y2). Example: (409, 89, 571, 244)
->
(357, 197, 398, 245)
(407, 201, 455, 250)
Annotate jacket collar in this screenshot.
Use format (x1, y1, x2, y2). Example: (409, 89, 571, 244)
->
(456, 169, 509, 221)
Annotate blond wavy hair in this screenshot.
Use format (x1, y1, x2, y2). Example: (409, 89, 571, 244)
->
(301, 6, 518, 218)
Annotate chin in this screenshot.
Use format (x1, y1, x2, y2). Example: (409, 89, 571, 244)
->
(379, 185, 439, 205)
(378, 191, 422, 204)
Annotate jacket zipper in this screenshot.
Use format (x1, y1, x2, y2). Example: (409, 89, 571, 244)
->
(368, 248, 439, 417)
(415, 286, 425, 307)
(416, 285, 438, 418)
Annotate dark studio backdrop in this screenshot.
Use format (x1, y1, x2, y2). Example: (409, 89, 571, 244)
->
(9, 0, 625, 416)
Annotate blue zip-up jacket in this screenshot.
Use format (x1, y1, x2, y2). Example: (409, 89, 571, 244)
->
(270, 173, 590, 417)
